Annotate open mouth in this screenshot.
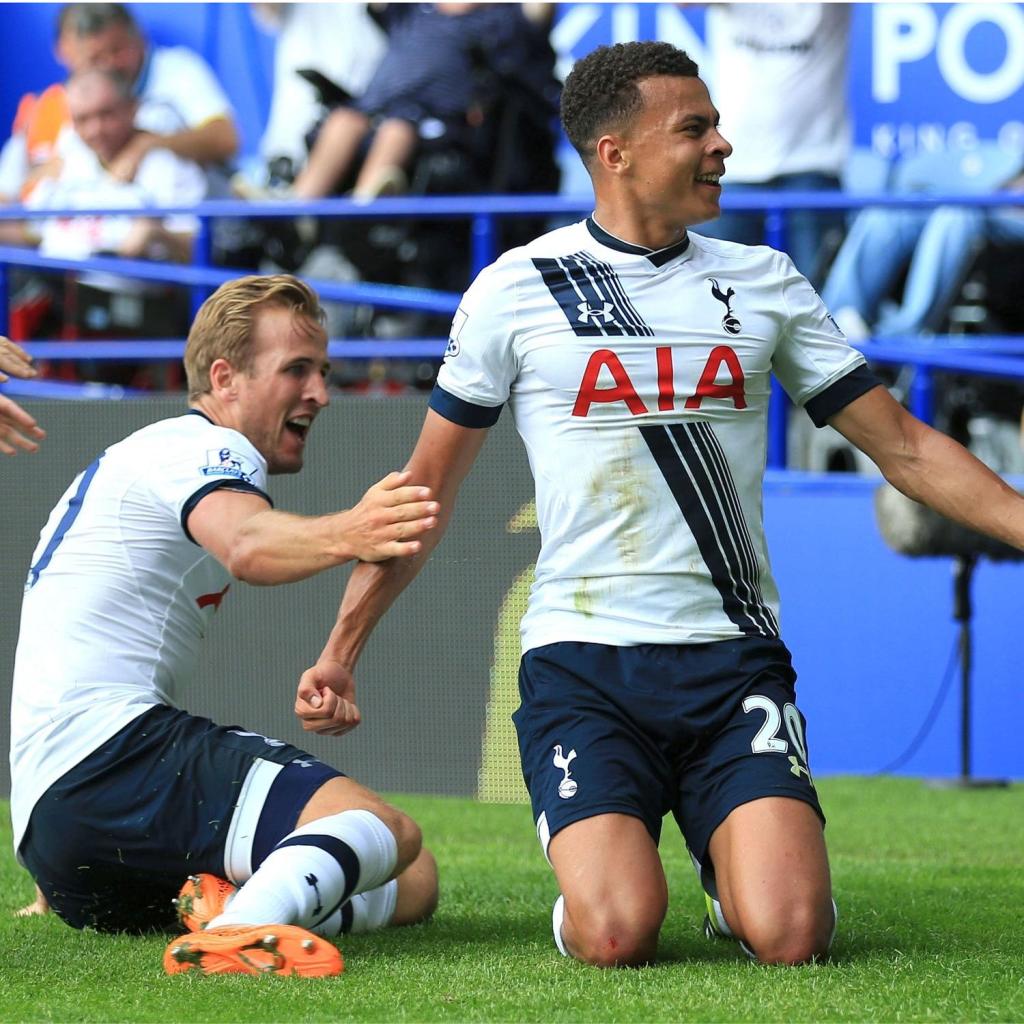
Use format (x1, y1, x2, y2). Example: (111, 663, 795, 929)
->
(285, 415, 312, 441)
(695, 173, 722, 187)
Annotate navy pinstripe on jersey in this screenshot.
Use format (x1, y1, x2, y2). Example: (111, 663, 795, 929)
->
(532, 252, 654, 337)
(434, 218, 872, 652)
(639, 421, 779, 638)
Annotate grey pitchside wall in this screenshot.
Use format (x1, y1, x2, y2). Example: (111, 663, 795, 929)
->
(3, 397, 1023, 806)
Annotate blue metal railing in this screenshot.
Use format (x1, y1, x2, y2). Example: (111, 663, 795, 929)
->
(2, 190, 1023, 467)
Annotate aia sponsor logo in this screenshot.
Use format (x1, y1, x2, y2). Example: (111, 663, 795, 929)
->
(572, 346, 746, 418)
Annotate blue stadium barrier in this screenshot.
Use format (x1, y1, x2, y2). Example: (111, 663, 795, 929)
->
(0, 376, 146, 399)
(13, 339, 447, 361)
(2, 191, 1023, 461)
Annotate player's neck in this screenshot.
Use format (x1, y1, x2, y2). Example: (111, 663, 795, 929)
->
(190, 397, 233, 432)
(592, 199, 689, 252)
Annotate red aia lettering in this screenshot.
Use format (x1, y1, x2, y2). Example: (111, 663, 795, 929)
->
(684, 345, 747, 410)
(655, 346, 674, 411)
(573, 346, 746, 417)
(572, 349, 648, 417)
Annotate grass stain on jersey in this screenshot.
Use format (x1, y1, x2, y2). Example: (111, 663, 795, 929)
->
(587, 444, 650, 567)
(574, 577, 595, 617)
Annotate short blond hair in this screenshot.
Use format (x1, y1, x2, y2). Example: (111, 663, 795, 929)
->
(184, 275, 325, 400)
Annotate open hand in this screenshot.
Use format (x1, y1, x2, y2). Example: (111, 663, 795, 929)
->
(107, 132, 156, 183)
(341, 470, 438, 562)
(0, 337, 45, 455)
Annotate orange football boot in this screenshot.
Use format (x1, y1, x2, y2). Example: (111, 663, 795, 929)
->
(163, 924, 343, 977)
(173, 873, 238, 931)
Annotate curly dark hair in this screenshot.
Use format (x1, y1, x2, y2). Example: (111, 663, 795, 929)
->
(561, 42, 700, 166)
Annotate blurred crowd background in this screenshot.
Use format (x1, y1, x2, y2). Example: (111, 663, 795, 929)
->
(1, 2, 1023, 468)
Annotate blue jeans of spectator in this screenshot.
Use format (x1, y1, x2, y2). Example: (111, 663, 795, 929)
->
(695, 171, 842, 285)
(821, 205, 1024, 336)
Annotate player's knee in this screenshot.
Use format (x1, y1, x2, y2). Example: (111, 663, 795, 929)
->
(567, 899, 665, 968)
(392, 847, 439, 926)
(381, 807, 422, 871)
(745, 898, 834, 965)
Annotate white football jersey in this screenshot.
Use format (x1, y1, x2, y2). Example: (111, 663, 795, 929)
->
(433, 218, 876, 654)
(9, 411, 270, 854)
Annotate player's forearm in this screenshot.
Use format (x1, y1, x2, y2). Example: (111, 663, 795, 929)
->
(159, 117, 239, 164)
(882, 421, 1024, 550)
(118, 220, 193, 262)
(322, 516, 449, 668)
(223, 508, 354, 585)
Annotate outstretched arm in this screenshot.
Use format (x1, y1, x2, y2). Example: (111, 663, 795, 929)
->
(296, 411, 490, 736)
(187, 469, 439, 586)
(830, 386, 1024, 549)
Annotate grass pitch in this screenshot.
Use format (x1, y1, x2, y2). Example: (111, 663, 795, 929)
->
(2, 777, 1022, 1023)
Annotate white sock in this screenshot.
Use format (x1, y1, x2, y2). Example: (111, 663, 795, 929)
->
(552, 894, 569, 956)
(209, 809, 398, 932)
(307, 880, 400, 937)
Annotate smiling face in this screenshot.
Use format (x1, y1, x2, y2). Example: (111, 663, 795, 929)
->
(229, 305, 330, 475)
(591, 74, 733, 245)
(616, 75, 732, 229)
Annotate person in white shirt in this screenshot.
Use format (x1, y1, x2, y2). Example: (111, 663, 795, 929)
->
(254, 3, 387, 177)
(56, 3, 239, 183)
(10, 274, 440, 977)
(23, 69, 206, 263)
(298, 42, 1024, 967)
(696, 3, 851, 284)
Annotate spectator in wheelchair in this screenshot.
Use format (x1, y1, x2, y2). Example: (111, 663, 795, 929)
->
(289, 3, 560, 202)
(251, 3, 388, 190)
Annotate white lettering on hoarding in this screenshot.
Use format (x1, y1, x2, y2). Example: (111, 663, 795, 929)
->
(874, 3, 1024, 104)
(937, 4, 1024, 103)
(551, 4, 706, 80)
(874, 3, 936, 102)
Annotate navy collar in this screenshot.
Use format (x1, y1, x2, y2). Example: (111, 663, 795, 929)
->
(188, 408, 214, 424)
(586, 216, 690, 268)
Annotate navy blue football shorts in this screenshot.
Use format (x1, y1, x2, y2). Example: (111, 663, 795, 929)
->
(18, 704, 343, 933)
(513, 636, 824, 876)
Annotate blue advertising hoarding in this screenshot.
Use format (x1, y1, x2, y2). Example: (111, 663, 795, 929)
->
(1, 3, 1021, 162)
(552, 3, 1024, 156)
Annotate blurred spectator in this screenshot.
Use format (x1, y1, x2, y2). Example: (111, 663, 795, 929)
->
(55, 3, 238, 183)
(823, 151, 1024, 340)
(16, 70, 206, 263)
(291, 3, 560, 201)
(253, 3, 387, 185)
(0, 70, 205, 385)
(0, 86, 69, 203)
(696, 3, 850, 284)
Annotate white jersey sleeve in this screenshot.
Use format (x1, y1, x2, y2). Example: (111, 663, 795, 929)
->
(432, 260, 519, 427)
(770, 251, 879, 426)
(147, 422, 271, 536)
